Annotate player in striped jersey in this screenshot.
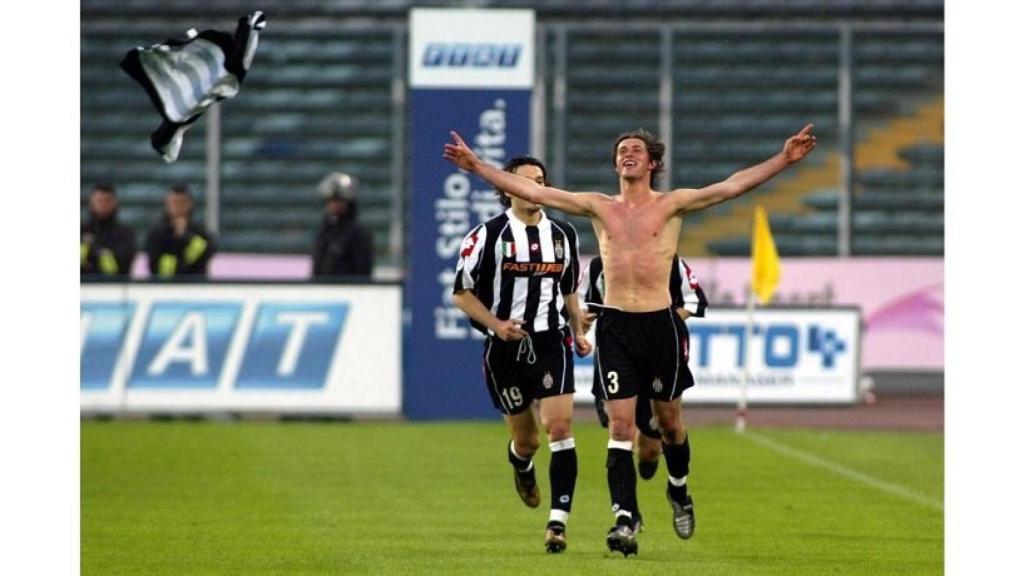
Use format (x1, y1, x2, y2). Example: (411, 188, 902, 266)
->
(452, 156, 588, 554)
(579, 255, 707, 532)
(446, 124, 816, 555)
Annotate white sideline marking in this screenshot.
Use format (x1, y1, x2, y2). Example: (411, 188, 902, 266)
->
(742, 432, 943, 512)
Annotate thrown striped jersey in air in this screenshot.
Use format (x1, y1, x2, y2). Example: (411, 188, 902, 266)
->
(581, 255, 708, 317)
(454, 209, 581, 335)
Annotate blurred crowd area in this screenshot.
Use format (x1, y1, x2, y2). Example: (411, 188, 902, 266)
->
(81, 0, 943, 278)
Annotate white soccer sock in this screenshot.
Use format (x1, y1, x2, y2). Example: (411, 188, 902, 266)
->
(549, 437, 576, 452)
(548, 509, 569, 525)
(608, 439, 633, 451)
(510, 440, 534, 472)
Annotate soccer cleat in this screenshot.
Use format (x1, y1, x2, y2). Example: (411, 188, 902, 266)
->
(513, 468, 541, 508)
(638, 458, 658, 480)
(544, 526, 567, 553)
(631, 512, 644, 534)
(606, 524, 638, 557)
(666, 489, 695, 539)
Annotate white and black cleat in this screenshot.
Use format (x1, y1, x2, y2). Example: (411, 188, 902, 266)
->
(544, 526, 567, 554)
(606, 524, 638, 557)
(666, 490, 695, 539)
(631, 512, 644, 534)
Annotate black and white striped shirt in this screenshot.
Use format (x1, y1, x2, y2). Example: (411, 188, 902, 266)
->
(454, 209, 581, 335)
(581, 256, 708, 317)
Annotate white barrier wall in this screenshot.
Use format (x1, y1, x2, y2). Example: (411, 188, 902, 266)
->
(81, 284, 402, 414)
(574, 308, 861, 405)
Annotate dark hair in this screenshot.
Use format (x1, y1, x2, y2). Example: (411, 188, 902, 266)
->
(496, 155, 550, 208)
(169, 182, 193, 196)
(92, 182, 116, 195)
(612, 129, 666, 186)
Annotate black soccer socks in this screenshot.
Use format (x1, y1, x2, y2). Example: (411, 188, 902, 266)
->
(663, 437, 691, 503)
(548, 438, 577, 525)
(606, 440, 638, 527)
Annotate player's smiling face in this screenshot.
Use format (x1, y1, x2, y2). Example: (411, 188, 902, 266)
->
(615, 138, 651, 181)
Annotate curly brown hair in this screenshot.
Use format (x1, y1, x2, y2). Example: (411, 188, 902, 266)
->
(612, 129, 666, 186)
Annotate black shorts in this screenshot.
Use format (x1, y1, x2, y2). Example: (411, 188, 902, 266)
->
(594, 308, 694, 402)
(483, 326, 575, 415)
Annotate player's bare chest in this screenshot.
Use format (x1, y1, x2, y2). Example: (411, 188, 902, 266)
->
(597, 203, 676, 242)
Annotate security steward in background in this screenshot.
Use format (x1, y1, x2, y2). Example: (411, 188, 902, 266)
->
(145, 183, 217, 278)
(81, 182, 137, 278)
(311, 172, 375, 277)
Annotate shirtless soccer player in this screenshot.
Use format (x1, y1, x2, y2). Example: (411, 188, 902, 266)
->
(444, 125, 816, 556)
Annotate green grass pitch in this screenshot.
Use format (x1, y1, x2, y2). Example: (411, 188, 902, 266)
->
(82, 420, 943, 575)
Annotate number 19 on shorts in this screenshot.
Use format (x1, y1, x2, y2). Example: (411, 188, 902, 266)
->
(501, 386, 524, 408)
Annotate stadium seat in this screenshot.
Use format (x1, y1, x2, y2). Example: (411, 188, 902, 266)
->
(83, 7, 942, 261)
(82, 24, 400, 260)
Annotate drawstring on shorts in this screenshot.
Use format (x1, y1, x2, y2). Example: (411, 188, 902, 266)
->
(516, 333, 537, 365)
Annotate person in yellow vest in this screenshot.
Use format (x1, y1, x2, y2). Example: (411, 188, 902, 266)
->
(81, 183, 137, 278)
(145, 183, 216, 278)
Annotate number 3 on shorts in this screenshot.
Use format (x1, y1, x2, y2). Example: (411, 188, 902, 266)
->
(606, 371, 620, 394)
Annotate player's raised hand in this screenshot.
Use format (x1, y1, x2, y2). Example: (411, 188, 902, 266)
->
(494, 318, 528, 342)
(783, 124, 817, 164)
(574, 334, 593, 358)
(443, 131, 480, 172)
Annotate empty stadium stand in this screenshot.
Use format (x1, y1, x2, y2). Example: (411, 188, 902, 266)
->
(81, 1, 943, 269)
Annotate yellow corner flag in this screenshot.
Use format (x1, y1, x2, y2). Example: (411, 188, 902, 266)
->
(751, 206, 781, 304)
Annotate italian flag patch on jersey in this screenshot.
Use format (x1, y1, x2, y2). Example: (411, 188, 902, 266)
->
(502, 241, 516, 258)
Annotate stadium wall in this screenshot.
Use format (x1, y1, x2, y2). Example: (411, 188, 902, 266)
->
(136, 253, 940, 373)
(80, 255, 940, 416)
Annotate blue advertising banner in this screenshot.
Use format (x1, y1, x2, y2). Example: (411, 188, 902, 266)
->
(80, 284, 402, 414)
(129, 302, 242, 389)
(571, 308, 861, 405)
(235, 303, 349, 390)
(405, 8, 535, 419)
(407, 90, 531, 419)
(81, 302, 135, 390)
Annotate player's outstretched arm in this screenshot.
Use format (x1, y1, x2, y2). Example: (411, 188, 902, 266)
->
(670, 124, 817, 214)
(444, 131, 602, 217)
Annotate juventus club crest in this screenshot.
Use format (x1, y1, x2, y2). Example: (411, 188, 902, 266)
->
(543, 371, 554, 389)
(652, 377, 663, 394)
(554, 239, 564, 260)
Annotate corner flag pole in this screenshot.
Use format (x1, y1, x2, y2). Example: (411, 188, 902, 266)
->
(737, 286, 754, 432)
(739, 206, 781, 433)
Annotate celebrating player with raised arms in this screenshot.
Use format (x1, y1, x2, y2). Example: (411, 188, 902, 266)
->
(446, 124, 815, 555)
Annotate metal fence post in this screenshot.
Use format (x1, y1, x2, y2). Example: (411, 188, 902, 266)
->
(390, 27, 407, 269)
(551, 25, 567, 186)
(837, 26, 855, 256)
(205, 102, 221, 235)
(659, 25, 674, 190)
(531, 22, 547, 159)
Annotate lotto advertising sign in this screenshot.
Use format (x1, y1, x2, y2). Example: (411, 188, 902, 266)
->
(81, 284, 401, 414)
(573, 308, 861, 405)
(406, 8, 534, 419)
